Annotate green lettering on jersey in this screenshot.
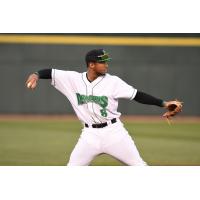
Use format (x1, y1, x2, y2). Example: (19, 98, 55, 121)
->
(76, 93, 108, 117)
(76, 93, 84, 105)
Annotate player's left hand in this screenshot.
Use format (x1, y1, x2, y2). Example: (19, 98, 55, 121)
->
(163, 99, 183, 119)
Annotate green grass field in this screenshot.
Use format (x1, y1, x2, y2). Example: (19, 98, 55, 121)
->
(0, 118, 200, 166)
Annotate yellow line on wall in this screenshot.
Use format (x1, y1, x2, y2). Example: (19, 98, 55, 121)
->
(0, 34, 200, 46)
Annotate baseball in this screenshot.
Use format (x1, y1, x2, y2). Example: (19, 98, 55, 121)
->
(27, 82, 32, 88)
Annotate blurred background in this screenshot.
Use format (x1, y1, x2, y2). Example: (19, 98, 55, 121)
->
(0, 33, 199, 116)
(0, 33, 200, 166)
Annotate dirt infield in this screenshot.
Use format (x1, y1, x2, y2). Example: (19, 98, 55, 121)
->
(0, 114, 199, 123)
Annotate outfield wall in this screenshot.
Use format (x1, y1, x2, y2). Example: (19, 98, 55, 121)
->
(0, 34, 199, 115)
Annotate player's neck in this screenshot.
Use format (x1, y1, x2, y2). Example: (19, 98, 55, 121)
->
(86, 70, 101, 82)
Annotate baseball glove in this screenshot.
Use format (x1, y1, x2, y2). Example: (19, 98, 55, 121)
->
(163, 99, 183, 119)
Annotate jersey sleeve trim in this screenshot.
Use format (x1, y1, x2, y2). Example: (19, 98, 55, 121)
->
(130, 88, 137, 100)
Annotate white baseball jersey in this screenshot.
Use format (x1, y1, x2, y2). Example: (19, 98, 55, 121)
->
(51, 69, 137, 125)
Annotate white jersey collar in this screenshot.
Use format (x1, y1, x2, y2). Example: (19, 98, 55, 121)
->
(82, 72, 106, 87)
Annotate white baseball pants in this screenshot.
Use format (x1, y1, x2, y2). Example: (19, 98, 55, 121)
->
(67, 120, 147, 166)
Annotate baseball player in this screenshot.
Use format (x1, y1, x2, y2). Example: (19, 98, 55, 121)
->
(26, 49, 182, 166)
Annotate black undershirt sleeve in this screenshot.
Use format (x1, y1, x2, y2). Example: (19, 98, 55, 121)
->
(134, 91, 164, 107)
(35, 69, 52, 79)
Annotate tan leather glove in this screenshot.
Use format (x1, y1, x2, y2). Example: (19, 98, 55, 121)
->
(163, 99, 183, 119)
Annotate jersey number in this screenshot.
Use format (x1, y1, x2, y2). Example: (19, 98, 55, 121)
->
(100, 108, 107, 117)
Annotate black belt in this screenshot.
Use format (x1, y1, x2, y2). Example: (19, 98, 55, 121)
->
(85, 118, 117, 128)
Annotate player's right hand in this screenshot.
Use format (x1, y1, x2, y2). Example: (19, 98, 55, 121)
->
(26, 73, 39, 89)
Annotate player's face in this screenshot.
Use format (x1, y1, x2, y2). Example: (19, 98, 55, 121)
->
(93, 62, 108, 75)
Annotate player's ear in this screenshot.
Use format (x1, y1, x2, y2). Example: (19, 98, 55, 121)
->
(89, 62, 95, 69)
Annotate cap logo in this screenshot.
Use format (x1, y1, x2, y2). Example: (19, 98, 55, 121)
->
(97, 51, 111, 62)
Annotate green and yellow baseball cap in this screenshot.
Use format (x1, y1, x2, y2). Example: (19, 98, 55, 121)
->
(85, 49, 112, 63)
